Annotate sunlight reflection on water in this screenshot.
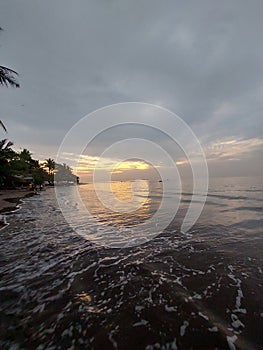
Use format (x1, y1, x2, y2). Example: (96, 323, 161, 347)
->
(0, 177, 263, 349)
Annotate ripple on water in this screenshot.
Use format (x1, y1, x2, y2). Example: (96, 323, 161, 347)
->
(0, 185, 263, 349)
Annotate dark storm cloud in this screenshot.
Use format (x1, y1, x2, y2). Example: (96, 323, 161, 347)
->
(1, 0, 263, 175)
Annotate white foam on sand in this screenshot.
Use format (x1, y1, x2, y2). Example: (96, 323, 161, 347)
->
(226, 334, 238, 350)
(180, 321, 189, 336)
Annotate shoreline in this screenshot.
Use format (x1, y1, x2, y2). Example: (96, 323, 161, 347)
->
(0, 189, 34, 228)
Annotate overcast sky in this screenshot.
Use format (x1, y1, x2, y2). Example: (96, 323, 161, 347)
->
(1, 0, 263, 178)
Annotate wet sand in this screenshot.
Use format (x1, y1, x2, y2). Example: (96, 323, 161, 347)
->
(0, 189, 33, 227)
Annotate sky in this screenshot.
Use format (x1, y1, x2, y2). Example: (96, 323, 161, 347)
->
(1, 0, 263, 180)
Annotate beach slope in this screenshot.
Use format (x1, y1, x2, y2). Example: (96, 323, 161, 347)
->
(0, 189, 33, 213)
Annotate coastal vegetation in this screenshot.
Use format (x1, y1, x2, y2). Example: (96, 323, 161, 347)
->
(0, 140, 78, 188)
(0, 26, 78, 189)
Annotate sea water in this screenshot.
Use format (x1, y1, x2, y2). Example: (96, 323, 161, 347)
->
(0, 176, 262, 349)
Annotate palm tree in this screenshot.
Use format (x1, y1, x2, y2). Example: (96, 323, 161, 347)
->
(0, 138, 14, 153)
(0, 27, 20, 133)
(0, 139, 15, 171)
(0, 138, 15, 185)
(19, 148, 32, 162)
(0, 65, 19, 88)
(44, 158, 55, 175)
(43, 158, 55, 185)
(0, 28, 19, 88)
(0, 120, 7, 132)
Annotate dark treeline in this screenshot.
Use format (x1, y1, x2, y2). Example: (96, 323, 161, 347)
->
(0, 140, 78, 188)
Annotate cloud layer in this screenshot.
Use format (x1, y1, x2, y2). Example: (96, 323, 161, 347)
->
(1, 0, 263, 177)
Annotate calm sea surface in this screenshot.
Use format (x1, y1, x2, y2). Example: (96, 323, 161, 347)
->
(0, 176, 262, 349)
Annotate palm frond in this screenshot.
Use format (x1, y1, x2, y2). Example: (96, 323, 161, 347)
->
(0, 65, 20, 88)
(0, 139, 13, 150)
(0, 139, 7, 148)
(0, 120, 7, 132)
(6, 140, 14, 148)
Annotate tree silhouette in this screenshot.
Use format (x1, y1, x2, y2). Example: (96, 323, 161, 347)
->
(0, 120, 7, 132)
(0, 139, 15, 185)
(0, 27, 20, 133)
(0, 65, 19, 88)
(44, 158, 56, 175)
(0, 28, 19, 88)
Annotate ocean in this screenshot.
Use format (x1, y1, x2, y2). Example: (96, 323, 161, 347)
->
(0, 176, 262, 349)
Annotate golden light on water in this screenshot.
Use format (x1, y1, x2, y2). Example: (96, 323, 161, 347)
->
(110, 180, 149, 202)
(75, 293, 102, 313)
(78, 180, 161, 228)
(76, 293, 92, 303)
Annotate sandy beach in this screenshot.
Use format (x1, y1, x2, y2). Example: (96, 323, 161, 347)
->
(0, 189, 33, 227)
